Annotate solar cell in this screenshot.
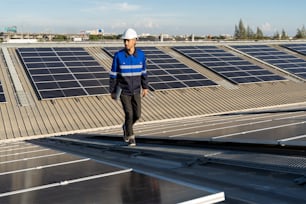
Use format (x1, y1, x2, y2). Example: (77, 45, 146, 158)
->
(232, 44, 306, 80)
(173, 45, 286, 84)
(17, 47, 109, 100)
(281, 43, 306, 56)
(0, 81, 6, 103)
(103, 46, 218, 91)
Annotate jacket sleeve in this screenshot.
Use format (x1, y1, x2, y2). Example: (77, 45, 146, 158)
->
(141, 56, 149, 89)
(109, 53, 118, 93)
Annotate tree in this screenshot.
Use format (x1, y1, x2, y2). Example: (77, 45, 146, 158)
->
(295, 25, 306, 39)
(239, 19, 246, 39)
(255, 27, 264, 39)
(273, 31, 280, 40)
(281, 29, 289, 40)
(234, 19, 256, 39)
(234, 25, 240, 39)
(53, 35, 67, 41)
(246, 26, 255, 39)
(89, 35, 102, 41)
(238, 19, 247, 39)
(234, 19, 247, 39)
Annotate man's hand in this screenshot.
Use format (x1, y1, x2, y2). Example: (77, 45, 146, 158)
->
(142, 89, 148, 97)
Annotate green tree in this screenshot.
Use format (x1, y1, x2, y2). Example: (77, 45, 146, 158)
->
(234, 19, 249, 39)
(273, 31, 280, 40)
(53, 35, 67, 41)
(255, 27, 264, 39)
(295, 25, 306, 39)
(239, 19, 247, 39)
(89, 35, 101, 41)
(281, 29, 289, 40)
(246, 26, 255, 39)
(234, 25, 239, 39)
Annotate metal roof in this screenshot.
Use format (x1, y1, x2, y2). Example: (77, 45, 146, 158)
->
(1, 41, 306, 203)
(0, 42, 306, 141)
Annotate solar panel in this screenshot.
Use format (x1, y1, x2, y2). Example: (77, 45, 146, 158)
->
(0, 141, 224, 203)
(17, 47, 109, 100)
(103, 46, 218, 91)
(173, 46, 286, 84)
(0, 81, 6, 103)
(232, 44, 306, 80)
(281, 43, 306, 56)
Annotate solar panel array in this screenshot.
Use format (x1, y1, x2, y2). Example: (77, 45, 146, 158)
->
(0, 81, 6, 102)
(17, 47, 109, 100)
(173, 46, 285, 84)
(104, 46, 217, 91)
(281, 43, 306, 56)
(232, 45, 306, 80)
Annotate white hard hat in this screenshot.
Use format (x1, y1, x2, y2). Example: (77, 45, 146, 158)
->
(122, 28, 138, 39)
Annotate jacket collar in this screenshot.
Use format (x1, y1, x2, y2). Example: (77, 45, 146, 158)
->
(124, 48, 138, 57)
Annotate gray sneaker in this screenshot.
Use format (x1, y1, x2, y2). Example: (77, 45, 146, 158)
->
(122, 124, 129, 142)
(128, 137, 136, 147)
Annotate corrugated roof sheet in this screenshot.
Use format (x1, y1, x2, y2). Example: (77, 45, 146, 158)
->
(0, 42, 306, 141)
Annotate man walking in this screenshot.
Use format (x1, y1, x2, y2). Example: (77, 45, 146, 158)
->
(109, 28, 149, 146)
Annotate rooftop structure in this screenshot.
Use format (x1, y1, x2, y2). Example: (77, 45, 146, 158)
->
(1, 41, 306, 203)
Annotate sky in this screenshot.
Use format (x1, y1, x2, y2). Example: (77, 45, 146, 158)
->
(0, 0, 305, 36)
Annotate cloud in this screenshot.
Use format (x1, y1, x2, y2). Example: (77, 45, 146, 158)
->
(116, 2, 140, 11)
(261, 22, 273, 33)
(135, 18, 159, 29)
(86, 1, 141, 12)
(107, 18, 159, 33)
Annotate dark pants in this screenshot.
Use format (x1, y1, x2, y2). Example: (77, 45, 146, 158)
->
(120, 94, 141, 137)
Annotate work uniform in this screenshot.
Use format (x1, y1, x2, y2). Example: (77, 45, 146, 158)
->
(109, 48, 148, 137)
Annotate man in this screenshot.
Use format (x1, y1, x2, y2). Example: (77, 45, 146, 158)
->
(109, 28, 149, 146)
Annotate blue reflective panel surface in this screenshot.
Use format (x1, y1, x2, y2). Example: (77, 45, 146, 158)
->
(174, 45, 286, 84)
(0, 81, 6, 103)
(17, 47, 110, 100)
(281, 43, 306, 56)
(232, 44, 306, 80)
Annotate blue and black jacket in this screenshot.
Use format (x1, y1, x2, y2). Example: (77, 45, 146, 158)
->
(109, 48, 148, 95)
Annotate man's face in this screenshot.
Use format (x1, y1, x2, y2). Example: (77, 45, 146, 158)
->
(124, 39, 136, 51)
